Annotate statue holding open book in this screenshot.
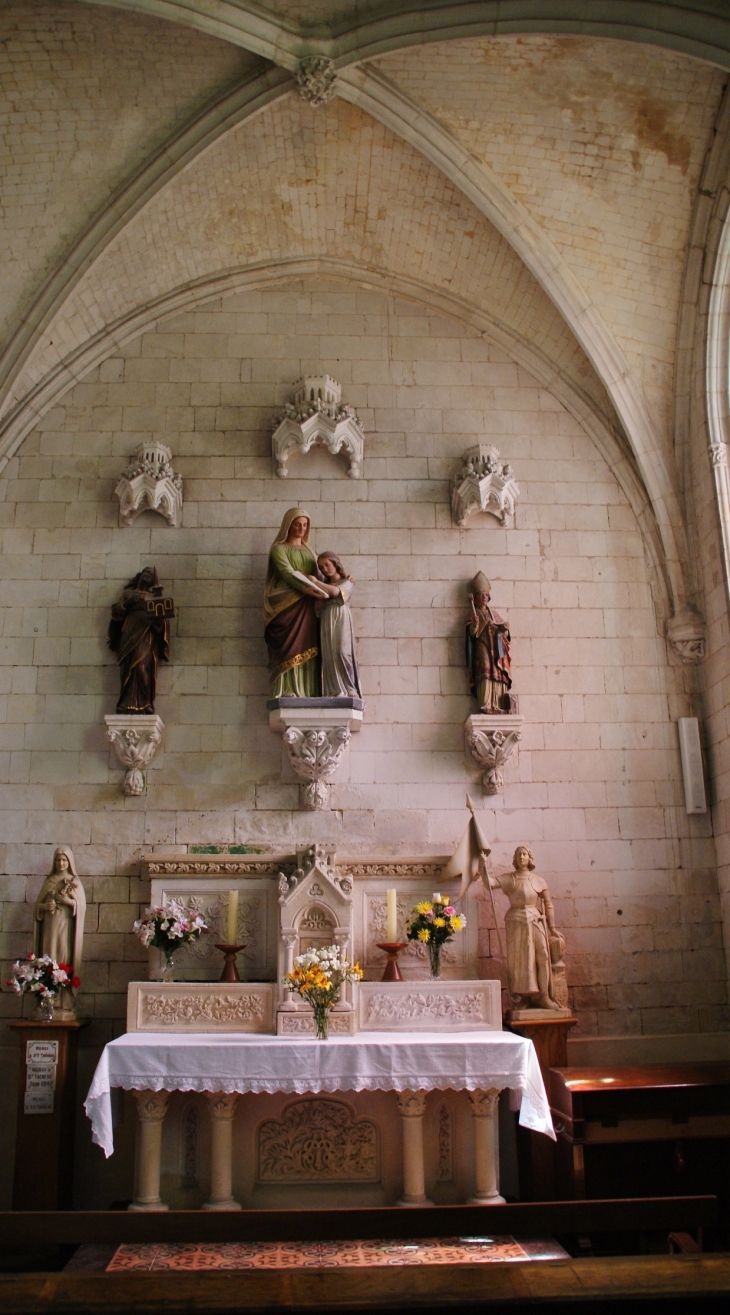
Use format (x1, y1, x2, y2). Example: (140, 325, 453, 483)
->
(264, 508, 361, 699)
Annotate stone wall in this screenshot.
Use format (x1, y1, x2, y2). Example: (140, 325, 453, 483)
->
(1, 281, 724, 1069)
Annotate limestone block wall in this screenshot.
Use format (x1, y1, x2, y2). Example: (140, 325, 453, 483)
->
(0, 279, 726, 1201)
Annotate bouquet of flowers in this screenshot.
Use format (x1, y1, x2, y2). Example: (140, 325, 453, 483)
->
(8, 953, 80, 1019)
(284, 944, 363, 1039)
(406, 894, 465, 978)
(133, 900, 207, 977)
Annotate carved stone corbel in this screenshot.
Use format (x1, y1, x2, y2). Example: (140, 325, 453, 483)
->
(466, 713, 523, 796)
(268, 697, 364, 810)
(105, 714, 164, 795)
(284, 725, 350, 810)
(666, 605, 707, 665)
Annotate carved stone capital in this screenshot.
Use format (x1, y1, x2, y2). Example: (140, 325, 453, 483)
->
(296, 57, 338, 107)
(397, 1090, 427, 1119)
(468, 1088, 501, 1119)
(452, 444, 519, 527)
(134, 1088, 170, 1122)
(105, 714, 164, 795)
(709, 441, 729, 468)
(205, 1091, 239, 1122)
(466, 713, 523, 795)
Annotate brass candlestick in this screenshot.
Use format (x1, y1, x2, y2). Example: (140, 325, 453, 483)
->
(376, 942, 408, 982)
(215, 943, 245, 983)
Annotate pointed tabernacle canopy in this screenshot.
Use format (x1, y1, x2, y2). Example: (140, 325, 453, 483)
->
(441, 794, 491, 902)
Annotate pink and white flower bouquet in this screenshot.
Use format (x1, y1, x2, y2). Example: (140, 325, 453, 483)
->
(133, 900, 207, 976)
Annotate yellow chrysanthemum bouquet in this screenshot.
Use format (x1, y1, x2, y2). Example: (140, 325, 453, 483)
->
(406, 894, 465, 978)
(284, 945, 363, 1039)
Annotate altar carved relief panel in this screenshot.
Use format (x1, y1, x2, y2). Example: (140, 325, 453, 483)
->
(358, 980, 500, 1032)
(127, 982, 277, 1032)
(257, 1098, 379, 1183)
(147, 868, 280, 980)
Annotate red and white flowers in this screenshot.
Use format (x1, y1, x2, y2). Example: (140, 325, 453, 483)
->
(8, 953, 80, 999)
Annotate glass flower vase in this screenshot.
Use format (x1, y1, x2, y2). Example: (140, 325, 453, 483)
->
(428, 942, 442, 979)
(37, 994, 55, 1022)
(161, 953, 176, 982)
(312, 1003, 330, 1040)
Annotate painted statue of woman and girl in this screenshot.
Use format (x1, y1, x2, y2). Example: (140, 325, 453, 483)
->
(264, 507, 361, 700)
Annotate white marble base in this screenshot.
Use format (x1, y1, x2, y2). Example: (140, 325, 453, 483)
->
(127, 981, 277, 1032)
(276, 1007, 358, 1036)
(358, 980, 501, 1032)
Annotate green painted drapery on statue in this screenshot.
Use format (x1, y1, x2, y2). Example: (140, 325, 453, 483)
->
(264, 508, 319, 698)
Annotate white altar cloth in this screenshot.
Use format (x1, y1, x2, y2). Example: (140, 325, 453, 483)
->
(85, 1030, 553, 1157)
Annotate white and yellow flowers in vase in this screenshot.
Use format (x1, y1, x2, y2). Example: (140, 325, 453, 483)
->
(284, 945, 363, 1039)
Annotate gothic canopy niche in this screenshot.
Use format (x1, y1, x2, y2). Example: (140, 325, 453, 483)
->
(114, 441, 183, 527)
(451, 445, 519, 527)
(271, 376, 365, 478)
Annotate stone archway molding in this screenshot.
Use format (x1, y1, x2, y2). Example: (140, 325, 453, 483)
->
(337, 64, 688, 611)
(0, 254, 671, 612)
(79, 1, 730, 72)
(705, 195, 730, 608)
(0, 61, 294, 435)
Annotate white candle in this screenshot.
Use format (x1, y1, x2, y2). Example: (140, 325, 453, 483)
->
(226, 889, 239, 944)
(386, 888, 398, 943)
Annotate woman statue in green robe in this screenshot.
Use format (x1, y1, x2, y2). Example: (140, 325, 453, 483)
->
(264, 508, 322, 698)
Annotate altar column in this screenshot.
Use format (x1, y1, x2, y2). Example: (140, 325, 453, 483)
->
(203, 1091, 241, 1211)
(468, 1088, 505, 1205)
(129, 1089, 169, 1212)
(396, 1090, 432, 1207)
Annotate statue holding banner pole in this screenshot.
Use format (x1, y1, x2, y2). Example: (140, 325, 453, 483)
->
(442, 798, 569, 1014)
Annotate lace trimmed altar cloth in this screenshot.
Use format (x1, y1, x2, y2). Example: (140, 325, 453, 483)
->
(85, 1030, 554, 1157)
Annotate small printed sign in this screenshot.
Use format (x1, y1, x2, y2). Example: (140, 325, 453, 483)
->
(24, 1089, 54, 1115)
(27, 1040, 58, 1064)
(26, 1063, 56, 1091)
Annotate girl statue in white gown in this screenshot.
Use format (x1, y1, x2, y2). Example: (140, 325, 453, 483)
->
(310, 551, 362, 698)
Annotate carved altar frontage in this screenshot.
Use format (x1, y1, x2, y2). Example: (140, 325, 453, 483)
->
(85, 847, 553, 1211)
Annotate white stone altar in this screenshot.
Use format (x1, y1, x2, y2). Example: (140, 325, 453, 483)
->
(102, 845, 551, 1210)
(85, 1031, 552, 1211)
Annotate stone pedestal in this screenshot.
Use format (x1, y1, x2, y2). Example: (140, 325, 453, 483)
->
(268, 697, 364, 809)
(105, 714, 164, 795)
(466, 713, 523, 795)
(507, 1014, 577, 1201)
(507, 1013, 577, 1076)
(10, 1020, 87, 1210)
